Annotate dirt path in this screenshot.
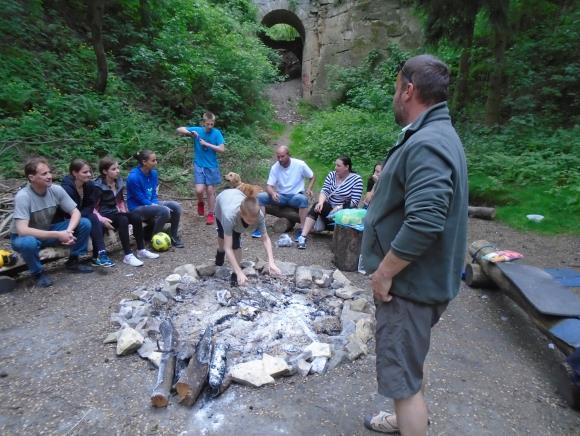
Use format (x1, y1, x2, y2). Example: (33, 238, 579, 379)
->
(0, 81, 579, 434)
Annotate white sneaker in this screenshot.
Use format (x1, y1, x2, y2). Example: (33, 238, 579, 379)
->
(123, 253, 144, 267)
(137, 249, 160, 259)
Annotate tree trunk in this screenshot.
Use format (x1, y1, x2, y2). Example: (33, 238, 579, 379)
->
(331, 225, 363, 272)
(468, 206, 496, 220)
(88, 0, 107, 94)
(453, 20, 475, 112)
(139, 0, 151, 30)
(484, 0, 509, 125)
(175, 327, 213, 406)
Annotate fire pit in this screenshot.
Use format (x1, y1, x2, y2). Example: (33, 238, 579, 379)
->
(105, 259, 375, 408)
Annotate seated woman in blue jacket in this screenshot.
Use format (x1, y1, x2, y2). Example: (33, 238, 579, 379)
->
(126, 150, 184, 248)
(60, 159, 114, 267)
(94, 156, 160, 267)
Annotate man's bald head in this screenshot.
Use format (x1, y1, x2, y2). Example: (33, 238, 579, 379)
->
(276, 146, 291, 168)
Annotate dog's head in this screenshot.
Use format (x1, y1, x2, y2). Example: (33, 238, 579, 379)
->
(224, 172, 241, 187)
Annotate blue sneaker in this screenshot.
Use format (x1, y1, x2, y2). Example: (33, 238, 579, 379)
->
(294, 228, 303, 242)
(251, 229, 262, 238)
(92, 252, 115, 268)
(297, 235, 307, 249)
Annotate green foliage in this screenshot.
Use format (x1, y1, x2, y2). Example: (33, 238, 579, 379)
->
(265, 24, 300, 41)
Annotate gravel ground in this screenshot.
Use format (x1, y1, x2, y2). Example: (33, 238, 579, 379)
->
(1, 80, 579, 434)
(0, 208, 579, 435)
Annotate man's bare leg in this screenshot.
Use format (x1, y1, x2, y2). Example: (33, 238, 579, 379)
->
(394, 391, 428, 436)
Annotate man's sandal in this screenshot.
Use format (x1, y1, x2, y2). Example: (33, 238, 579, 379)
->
(364, 411, 399, 434)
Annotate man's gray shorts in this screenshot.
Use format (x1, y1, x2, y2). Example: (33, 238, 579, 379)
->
(375, 295, 447, 400)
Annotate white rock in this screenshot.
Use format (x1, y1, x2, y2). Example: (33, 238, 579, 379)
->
(350, 298, 370, 313)
(355, 318, 375, 344)
(196, 263, 217, 277)
(165, 273, 181, 284)
(173, 264, 199, 281)
(304, 342, 332, 359)
(310, 357, 328, 374)
(346, 335, 368, 361)
(116, 328, 144, 356)
(147, 351, 162, 368)
(295, 266, 313, 288)
(296, 359, 312, 377)
(103, 331, 119, 344)
(137, 338, 157, 358)
(262, 354, 290, 377)
(335, 285, 364, 300)
(230, 360, 275, 388)
(331, 269, 351, 289)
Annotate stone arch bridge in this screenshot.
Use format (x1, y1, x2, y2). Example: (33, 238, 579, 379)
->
(253, 0, 422, 106)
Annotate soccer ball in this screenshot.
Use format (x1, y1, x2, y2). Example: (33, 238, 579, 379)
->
(151, 232, 172, 252)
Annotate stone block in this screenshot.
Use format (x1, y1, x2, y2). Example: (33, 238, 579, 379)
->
(103, 331, 119, 344)
(355, 318, 375, 344)
(304, 342, 332, 359)
(327, 349, 347, 372)
(262, 354, 290, 377)
(296, 359, 312, 377)
(116, 328, 144, 356)
(196, 262, 217, 277)
(295, 266, 313, 289)
(309, 356, 328, 374)
(173, 264, 199, 281)
(230, 360, 275, 388)
(346, 335, 368, 361)
(331, 269, 351, 289)
(335, 285, 364, 300)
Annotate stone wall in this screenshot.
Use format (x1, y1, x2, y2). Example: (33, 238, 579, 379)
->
(254, 0, 423, 106)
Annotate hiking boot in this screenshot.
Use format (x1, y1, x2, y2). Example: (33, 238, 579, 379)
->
(297, 235, 307, 249)
(363, 412, 399, 434)
(65, 256, 94, 273)
(92, 251, 115, 268)
(137, 249, 159, 259)
(294, 228, 304, 242)
(206, 212, 215, 226)
(123, 253, 144, 267)
(215, 250, 225, 266)
(251, 229, 262, 238)
(197, 201, 205, 216)
(171, 236, 184, 248)
(34, 271, 54, 288)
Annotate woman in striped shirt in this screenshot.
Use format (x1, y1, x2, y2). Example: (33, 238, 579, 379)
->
(297, 155, 363, 249)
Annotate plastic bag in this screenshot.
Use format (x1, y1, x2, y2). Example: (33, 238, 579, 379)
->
(333, 208, 367, 226)
(313, 216, 326, 232)
(276, 233, 293, 247)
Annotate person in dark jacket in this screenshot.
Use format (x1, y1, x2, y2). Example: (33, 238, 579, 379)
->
(94, 156, 159, 267)
(126, 150, 184, 248)
(61, 159, 114, 267)
(361, 55, 468, 435)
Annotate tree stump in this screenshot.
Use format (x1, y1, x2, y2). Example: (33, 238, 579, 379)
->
(331, 225, 363, 272)
(464, 263, 496, 289)
(468, 206, 496, 220)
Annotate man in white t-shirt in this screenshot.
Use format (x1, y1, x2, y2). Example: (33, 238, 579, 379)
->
(255, 146, 315, 239)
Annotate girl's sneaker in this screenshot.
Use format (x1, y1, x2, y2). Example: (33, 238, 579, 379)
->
(123, 253, 144, 267)
(137, 249, 160, 259)
(92, 252, 115, 267)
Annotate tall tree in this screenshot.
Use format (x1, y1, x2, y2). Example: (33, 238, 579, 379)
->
(416, 0, 482, 113)
(484, 0, 510, 124)
(88, 0, 107, 93)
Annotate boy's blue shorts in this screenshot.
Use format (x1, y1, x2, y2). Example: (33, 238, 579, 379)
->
(194, 164, 222, 186)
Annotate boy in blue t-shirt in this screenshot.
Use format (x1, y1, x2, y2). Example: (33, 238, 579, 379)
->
(177, 111, 225, 225)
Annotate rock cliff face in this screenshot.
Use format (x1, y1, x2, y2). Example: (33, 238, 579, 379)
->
(254, 0, 422, 106)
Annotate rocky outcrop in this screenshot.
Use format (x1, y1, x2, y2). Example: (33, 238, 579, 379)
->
(254, 0, 422, 106)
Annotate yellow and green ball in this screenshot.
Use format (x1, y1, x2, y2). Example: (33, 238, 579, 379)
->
(151, 232, 172, 252)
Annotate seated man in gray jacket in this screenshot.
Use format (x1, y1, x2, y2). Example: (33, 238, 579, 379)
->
(10, 157, 93, 288)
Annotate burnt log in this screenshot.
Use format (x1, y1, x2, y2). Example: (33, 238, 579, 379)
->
(468, 206, 496, 220)
(175, 326, 213, 406)
(331, 225, 363, 272)
(265, 205, 300, 232)
(150, 319, 177, 408)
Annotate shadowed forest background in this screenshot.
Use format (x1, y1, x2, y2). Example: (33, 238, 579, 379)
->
(1, 0, 578, 233)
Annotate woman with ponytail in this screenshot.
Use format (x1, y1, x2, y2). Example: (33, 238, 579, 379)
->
(126, 150, 184, 248)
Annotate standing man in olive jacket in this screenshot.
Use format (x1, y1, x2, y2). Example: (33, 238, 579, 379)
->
(361, 55, 468, 435)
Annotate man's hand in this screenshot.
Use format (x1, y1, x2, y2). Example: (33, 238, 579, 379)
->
(268, 262, 281, 276)
(271, 192, 280, 203)
(58, 230, 76, 246)
(371, 272, 393, 302)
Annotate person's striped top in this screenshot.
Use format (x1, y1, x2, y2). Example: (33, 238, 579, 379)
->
(321, 171, 363, 208)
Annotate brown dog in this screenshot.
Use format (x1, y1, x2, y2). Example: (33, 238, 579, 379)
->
(224, 172, 262, 198)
